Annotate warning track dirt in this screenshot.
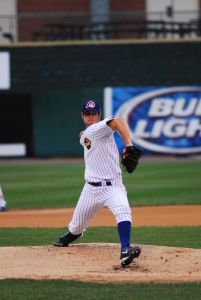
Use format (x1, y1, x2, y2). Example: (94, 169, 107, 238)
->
(0, 205, 201, 227)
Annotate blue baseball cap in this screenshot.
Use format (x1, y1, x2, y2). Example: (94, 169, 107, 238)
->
(82, 100, 101, 113)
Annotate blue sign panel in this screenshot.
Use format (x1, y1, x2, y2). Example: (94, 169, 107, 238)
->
(104, 87, 201, 154)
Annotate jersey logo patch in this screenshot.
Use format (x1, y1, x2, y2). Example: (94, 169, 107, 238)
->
(84, 138, 92, 149)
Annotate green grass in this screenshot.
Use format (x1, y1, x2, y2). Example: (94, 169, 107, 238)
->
(0, 226, 200, 248)
(125, 159, 201, 206)
(0, 279, 200, 300)
(0, 163, 85, 208)
(0, 161, 200, 298)
(0, 160, 201, 209)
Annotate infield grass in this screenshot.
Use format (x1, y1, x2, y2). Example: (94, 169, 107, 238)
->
(0, 279, 200, 300)
(0, 226, 200, 248)
(0, 160, 200, 208)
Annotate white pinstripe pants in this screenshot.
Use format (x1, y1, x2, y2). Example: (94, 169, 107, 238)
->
(0, 186, 6, 207)
(68, 181, 132, 235)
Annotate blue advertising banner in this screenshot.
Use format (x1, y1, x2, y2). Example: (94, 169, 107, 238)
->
(104, 87, 201, 155)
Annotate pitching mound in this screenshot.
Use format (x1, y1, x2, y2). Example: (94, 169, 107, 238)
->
(0, 243, 200, 283)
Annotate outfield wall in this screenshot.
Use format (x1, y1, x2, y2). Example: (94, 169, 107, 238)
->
(32, 88, 103, 156)
(0, 40, 200, 157)
(0, 40, 201, 91)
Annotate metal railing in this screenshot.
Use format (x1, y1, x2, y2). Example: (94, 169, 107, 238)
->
(0, 10, 201, 43)
(31, 20, 201, 41)
(0, 15, 16, 42)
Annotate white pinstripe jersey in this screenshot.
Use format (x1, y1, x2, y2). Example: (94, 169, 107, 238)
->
(80, 117, 122, 182)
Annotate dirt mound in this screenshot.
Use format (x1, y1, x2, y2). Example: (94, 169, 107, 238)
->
(0, 243, 200, 283)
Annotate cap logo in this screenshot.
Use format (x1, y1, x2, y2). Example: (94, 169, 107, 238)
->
(86, 101, 95, 109)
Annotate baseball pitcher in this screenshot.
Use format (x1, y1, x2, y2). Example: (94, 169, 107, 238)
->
(53, 99, 142, 267)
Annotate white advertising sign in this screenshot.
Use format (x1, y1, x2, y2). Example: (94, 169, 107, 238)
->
(0, 52, 10, 89)
(104, 86, 201, 155)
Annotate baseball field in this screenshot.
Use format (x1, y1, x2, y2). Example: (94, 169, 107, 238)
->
(0, 157, 201, 299)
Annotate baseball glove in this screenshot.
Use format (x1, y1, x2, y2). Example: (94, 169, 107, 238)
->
(121, 145, 143, 173)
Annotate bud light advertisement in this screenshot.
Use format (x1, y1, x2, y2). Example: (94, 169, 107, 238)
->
(104, 87, 201, 155)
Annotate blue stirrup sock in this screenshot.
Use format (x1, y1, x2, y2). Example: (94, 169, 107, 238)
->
(117, 221, 131, 249)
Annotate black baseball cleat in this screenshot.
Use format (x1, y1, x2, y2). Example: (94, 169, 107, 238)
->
(53, 239, 69, 247)
(120, 245, 141, 267)
(53, 231, 82, 247)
